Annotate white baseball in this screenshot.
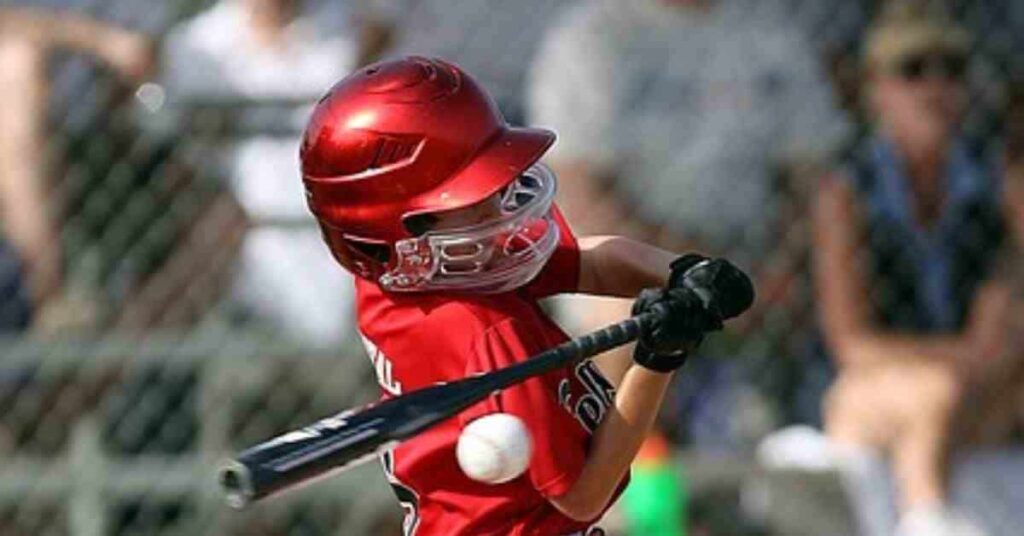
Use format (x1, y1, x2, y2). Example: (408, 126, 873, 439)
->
(456, 413, 533, 484)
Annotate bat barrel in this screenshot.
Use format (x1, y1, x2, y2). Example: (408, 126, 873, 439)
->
(219, 461, 255, 509)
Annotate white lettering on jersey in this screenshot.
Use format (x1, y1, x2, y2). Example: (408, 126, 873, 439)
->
(360, 333, 403, 396)
(559, 360, 617, 434)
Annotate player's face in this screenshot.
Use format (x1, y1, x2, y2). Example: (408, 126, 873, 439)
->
(430, 193, 504, 232)
(424, 193, 504, 258)
(871, 50, 967, 145)
(382, 165, 559, 293)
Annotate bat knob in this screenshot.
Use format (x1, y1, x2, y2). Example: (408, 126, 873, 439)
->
(219, 461, 255, 509)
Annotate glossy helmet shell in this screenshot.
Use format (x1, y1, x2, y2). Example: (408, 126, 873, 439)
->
(300, 56, 555, 281)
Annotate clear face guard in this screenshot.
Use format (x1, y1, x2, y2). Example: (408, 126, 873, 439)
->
(380, 163, 560, 293)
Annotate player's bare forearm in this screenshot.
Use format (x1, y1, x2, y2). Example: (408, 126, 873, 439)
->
(577, 235, 678, 298)
(548, 365, 672, 521)
(548, 257, 752, 521)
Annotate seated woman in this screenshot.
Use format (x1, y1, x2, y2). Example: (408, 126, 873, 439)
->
(813, 5, 1021, 536)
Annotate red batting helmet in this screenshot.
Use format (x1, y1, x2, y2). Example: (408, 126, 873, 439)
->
(300, 57, 559, 292)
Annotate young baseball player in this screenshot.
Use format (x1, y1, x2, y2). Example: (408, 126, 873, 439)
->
(298, 57, 752, 535)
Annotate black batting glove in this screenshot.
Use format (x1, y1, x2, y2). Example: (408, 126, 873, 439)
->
(631, 287, 713, 373)
(671, 255, 755, 323)
(667, 253, 711, 289)
(632, 255, 755, 373)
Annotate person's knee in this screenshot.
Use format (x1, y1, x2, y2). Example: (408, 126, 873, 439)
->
(823, 372, 883, 444)
(913, 364, 961, 419)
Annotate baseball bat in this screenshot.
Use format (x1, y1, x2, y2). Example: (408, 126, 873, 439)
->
(219, 260, 754, 509)
(218, 305, 661, 509)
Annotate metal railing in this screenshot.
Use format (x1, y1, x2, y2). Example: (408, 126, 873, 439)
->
(0, 332, 398, 536)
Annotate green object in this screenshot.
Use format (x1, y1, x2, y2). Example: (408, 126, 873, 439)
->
(622, 461, 687, 536)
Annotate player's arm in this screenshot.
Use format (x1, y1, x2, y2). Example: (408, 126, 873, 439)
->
(551, 259, 752, 521)
(549, 363, 672, 521)
(576, 235, 679, 298)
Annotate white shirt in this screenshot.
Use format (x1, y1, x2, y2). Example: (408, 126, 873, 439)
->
(161, 0, 358, 347)
(528, 0, 850, 257)
(374, 0, 577, 122)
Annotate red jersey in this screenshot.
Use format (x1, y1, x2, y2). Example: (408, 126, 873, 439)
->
(356, 209, 622, 536)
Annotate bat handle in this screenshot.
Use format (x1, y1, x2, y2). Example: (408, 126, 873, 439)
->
(477, 304, 668, 393)
(570, 313, 647, 358)
(561, 306, 670, 365)
(565, 303, 669, 359)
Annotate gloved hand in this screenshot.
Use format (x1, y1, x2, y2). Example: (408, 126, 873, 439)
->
(667, 253, 711, 288)
(631, 287, 711, 372)
(669, 254, 755, 322)
(632, 255, 755, 373)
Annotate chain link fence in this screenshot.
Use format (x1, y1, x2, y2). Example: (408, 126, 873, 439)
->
(1, 0, 1023, 535)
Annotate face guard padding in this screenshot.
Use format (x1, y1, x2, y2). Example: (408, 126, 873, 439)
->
(379, 164, 560, 293)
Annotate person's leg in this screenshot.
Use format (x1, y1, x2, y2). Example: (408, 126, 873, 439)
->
(825, 365, 910, 449)
(826, 362, 958, 509)
(826, 362, 986, 536)
(825, 367, 903, 536)
(887, 363, 959, 512)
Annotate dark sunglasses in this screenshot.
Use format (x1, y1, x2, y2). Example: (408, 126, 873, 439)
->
(895, 53, 967, 82)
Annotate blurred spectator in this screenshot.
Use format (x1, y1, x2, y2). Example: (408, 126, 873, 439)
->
(0, 6, 224, 334)
(813, 4, 1022, 535)
(371, 0, 576, 124)
(0, 7, 153, 331)
(937, 67, 1024, 462)
(950, 134, 1024, 454)
(0, 241, 32, 332)
(0, 34, 50, 331)
(157, 0, 366, 347)
(528, 0, 849, 448)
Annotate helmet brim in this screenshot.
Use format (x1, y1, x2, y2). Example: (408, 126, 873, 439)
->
(405, 126, 556, 220)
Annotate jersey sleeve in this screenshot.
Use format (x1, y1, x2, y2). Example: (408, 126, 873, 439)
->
(522, 204, 580, 300)
(462, 318, 587, 498)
